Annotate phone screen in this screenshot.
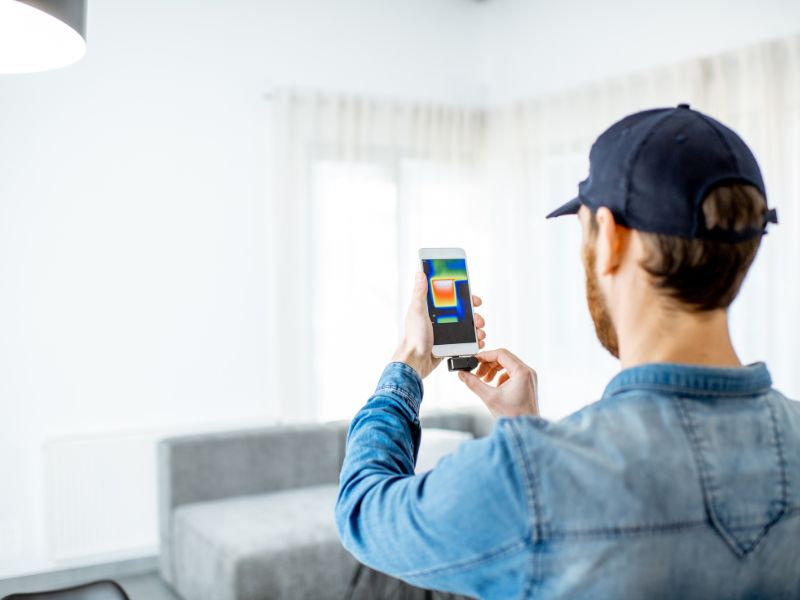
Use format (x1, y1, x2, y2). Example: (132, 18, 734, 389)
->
(421, 258, 476, 346)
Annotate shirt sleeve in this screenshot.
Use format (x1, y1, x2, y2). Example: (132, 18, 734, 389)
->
(335, 362, 532, 598)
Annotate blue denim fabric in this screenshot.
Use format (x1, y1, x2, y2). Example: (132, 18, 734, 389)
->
(336, 361, 800, 599)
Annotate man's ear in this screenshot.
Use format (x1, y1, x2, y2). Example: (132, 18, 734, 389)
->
(594, 207, 628, 276)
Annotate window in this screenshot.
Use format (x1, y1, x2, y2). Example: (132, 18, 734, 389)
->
(310, 157, 487, 420)
(311, 161, 400, 421)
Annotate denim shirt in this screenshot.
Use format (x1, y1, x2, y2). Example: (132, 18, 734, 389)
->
(335, 361, 800, 599)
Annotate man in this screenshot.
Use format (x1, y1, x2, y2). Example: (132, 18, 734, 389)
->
(335, 104, 799, 599)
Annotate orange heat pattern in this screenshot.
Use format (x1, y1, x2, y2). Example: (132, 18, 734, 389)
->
(431, 278, 457, 308)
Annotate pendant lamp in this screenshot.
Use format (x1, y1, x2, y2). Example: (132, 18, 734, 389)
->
(0, 0, 87, 74)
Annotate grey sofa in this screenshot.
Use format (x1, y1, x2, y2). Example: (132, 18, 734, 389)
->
(158, 410, 494, 600)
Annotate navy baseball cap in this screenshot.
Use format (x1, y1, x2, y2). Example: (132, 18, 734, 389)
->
(546, 103, 778, 241)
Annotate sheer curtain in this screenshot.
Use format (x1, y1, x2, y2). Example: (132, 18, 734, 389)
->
(271, 33, 800, 423)
(269, 93, 488, 422)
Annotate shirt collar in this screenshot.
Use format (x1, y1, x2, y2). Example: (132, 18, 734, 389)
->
(602, 361, 772, 399)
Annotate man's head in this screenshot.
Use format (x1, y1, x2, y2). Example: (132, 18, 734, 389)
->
(579, 183, 767, 358)
(547, 104, 778, 360)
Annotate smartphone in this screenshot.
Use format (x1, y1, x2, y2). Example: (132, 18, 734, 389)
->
(418, 248, 479, 358)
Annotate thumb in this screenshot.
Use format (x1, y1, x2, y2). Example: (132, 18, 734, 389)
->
(412, 272, 427, 309)
(458, 371, 494, 403)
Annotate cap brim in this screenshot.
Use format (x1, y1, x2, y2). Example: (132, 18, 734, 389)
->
(546, 196, 581, 219)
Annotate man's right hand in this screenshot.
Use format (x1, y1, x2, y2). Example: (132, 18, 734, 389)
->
(458, 348, 539, 418)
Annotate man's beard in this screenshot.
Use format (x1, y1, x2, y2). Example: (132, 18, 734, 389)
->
(583, 242, 620, 359)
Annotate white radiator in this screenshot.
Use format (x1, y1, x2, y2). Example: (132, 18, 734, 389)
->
(44, 432, 160, 561)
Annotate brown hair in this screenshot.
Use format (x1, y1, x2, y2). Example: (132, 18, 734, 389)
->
(590, 183, 767, 311)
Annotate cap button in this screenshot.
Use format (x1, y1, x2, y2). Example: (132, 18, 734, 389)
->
(677, 103, 691, 109)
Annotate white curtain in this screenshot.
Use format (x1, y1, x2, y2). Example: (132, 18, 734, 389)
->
(271, 33, 800, 422)
(268, 93, 489, 422)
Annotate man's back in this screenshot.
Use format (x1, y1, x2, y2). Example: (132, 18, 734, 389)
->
(337, 361, 800, 599)
(512, 362, 800, 598)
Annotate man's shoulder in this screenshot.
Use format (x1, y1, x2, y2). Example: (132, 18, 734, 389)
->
(499, 386, 800, 536)
(772, 386, 800, 418)
(498, 391, 705, 535)
(502, 387, 680, 451)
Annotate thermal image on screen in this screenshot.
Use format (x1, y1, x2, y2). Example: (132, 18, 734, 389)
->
(431, 279, 457, 308)
(421, 257, 475, 346)
(422, 258, 470, 324)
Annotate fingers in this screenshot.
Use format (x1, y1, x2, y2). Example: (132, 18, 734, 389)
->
(483, 365, 503, 383)
(475, 348, 528, 375)
(457, 371, 495, 403)
(476, 359, 499, 378)
(463, 347, 539, 418)
(410, 272, 428, 312)
(472, 294, 482, 307)
(474, 311, 486, 349)
(475, 348, 538, 394)
(475, 358, 504, 384)
(414, 272, 427, 297)
(475, 360, 494, 379)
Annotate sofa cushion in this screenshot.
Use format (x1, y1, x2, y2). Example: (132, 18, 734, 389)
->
(415, 428, 474, 474)
(172, 484, 357, 600)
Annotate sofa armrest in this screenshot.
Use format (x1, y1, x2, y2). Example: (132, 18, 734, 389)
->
(420, 407, 495, 438)
(158, 422, 345, 584)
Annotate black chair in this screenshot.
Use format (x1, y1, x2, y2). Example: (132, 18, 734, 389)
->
(2, 580, 129, 600)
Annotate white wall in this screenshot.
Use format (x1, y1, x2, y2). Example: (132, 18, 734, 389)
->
(0, 0, 481, 575)
(475, 0, 800, 103)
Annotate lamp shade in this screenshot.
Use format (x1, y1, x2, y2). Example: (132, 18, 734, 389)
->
(0, 0, 87, 73)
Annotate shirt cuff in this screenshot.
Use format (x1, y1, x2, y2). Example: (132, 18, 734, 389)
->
(375, 362, 424, 416)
